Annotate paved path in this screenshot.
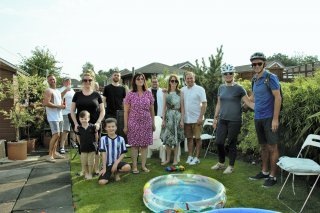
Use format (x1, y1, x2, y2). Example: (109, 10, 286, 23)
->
(0, 154, 74, 213)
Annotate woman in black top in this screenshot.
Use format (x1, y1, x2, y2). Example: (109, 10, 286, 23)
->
(70, 71, 105, 130)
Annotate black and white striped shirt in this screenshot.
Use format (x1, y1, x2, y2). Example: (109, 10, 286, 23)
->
(99, 135, 127, 166)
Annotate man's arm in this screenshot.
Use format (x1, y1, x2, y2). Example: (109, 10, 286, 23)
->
(197, 101, 207, 125)
(43, 89, 63, 109)
(271, 90, 281, 132)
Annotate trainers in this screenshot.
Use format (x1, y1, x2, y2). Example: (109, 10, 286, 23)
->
(211, 162, 225, 170)
(223, 166, 234, 174)
(189, 157, 200, 165)
(249, 172, 269, 180)
(59, 148, 65, 154)
(186, 156, 193, 164)
(263, 177, 277, 187)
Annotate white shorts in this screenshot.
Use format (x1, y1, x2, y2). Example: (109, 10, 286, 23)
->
(62, 115, 71, 132)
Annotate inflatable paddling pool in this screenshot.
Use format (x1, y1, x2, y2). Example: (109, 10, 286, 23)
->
(143, 174, 226, 212)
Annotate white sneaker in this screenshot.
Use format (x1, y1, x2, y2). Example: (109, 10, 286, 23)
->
(223, 166, 234, 174)
(186, 156, 193, 164)
(211, 162, 225, 170)
(189, 157, 200, 165)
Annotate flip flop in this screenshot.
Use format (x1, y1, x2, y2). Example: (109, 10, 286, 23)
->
(132, 170, 140, 174)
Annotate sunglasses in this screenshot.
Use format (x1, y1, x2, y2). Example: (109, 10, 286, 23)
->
(223, 72, 234, 76)
(136, 77, 145, 81)
(82, 79, 93, 83)
(170, 80, 179, 83)
(251, 62, 264, 67)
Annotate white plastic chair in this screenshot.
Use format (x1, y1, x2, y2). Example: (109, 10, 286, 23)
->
(277, 134, 320, 213)
(184, 118, 216, 158)
(147, 116, 163, 159)
(160, 144, 181, 163)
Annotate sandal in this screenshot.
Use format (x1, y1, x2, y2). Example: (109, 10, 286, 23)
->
(161, 161, 170, 166)
(132, 170, 140, 174)
(142, 168, 150, 173)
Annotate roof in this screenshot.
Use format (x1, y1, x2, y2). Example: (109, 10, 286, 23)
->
(235, 60, 285, 73)
(120, 68, 131, 76)
(0, 57, 28, 75)
(134, 62, 187, 75)
(172, 61, 195, 69)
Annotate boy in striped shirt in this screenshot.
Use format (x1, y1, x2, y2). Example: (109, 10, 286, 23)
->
(98, 118, 131, 185)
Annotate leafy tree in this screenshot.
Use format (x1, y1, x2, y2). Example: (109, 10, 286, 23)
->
(267, 53, 319, 66)
(194, 45, 224, 118)
(19, 46, 61, 77)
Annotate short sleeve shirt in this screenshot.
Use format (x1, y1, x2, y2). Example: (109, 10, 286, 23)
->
(72, 91, 102, 123)
(182, 84, 207, 123)
(253, 70, 280, 119)
(218, 84, 246, 121)
(99, 135, 127, 166)
(103, 84, 126, 117)
(77, 123, 97, 152)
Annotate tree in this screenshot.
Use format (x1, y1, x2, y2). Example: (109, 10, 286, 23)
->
(19, 46, 62, 77)
(267, 53, 319, 66)
(194, 45, 224, 118)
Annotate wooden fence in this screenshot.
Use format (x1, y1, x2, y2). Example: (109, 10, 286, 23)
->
(283, 62, 320, 82)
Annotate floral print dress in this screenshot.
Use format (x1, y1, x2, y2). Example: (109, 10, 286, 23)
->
(161, 92, 184, 147)
(124, 91, 154, 147)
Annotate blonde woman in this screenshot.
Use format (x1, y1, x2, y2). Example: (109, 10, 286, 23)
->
(70, 71, 105, 176)
(160, 74, 184, 165)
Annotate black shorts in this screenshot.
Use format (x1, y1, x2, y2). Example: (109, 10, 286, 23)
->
(98, 162, 128, 181)
(254, 117, 279, 144)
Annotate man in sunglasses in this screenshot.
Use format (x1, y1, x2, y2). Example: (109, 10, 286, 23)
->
(248, 52, 281, 187)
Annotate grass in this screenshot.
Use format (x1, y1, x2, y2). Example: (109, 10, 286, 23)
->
(70, 149, 320, 213)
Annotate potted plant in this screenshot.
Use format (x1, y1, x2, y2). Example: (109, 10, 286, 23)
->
(0, 75, 46, 160)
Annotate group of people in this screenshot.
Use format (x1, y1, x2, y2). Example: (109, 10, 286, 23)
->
(43, 51, 281, 187)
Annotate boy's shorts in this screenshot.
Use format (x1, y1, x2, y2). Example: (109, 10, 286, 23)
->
(184, 123, 202, 139)
(80, 152, 95, 166)
(98, 162, 128, 181)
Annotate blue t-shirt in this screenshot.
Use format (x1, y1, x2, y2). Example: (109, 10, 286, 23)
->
(253, 70, 280, 119)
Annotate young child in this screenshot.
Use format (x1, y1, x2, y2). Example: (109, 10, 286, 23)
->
(98, 118, 131, 185)
(77, 110, 99, 180)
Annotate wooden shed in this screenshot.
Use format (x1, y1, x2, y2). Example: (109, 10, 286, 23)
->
(0, 58, 19, 141)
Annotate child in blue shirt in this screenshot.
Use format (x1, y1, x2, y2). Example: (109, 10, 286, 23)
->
(98, 118, 131, 185)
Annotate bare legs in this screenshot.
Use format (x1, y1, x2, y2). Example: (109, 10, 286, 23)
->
(261, 144, 279, 176)
(131, 146, 149, 172)
(49, 133, 60, 159)
(59, 131, 69, 151)
(161, 145, 179, 165)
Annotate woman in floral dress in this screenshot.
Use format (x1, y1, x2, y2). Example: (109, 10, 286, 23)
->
(123, 73, 155, 173)
(160, 74, 184, 165)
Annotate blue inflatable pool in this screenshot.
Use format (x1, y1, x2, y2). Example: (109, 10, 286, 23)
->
(207, 208, 279, 213)
(143, 174, 226, 212)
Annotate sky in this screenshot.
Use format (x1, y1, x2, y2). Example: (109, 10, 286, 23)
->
(0, 0, 319, 79)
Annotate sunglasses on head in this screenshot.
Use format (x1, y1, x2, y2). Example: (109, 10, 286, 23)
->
(223, 72, 234, 76)
(170, 80, 179, 83)
(82, 79, 93, 83)
(251, 62, 264, 67)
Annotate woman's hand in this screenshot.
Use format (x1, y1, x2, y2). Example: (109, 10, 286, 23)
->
(95, 122, 100, 130)
(152, 123, 156, 132)
(161, 120, 165, 128)
(123, 127, 128, 135)
(74, 124, 79, 132)
(213, 119, 218, 130)
(179, 121, 184, 129)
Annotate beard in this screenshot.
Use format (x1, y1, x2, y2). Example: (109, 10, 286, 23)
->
(113, 78, 119, 83)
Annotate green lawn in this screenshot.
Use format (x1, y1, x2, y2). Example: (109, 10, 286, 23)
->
(70, 149, 320, 213)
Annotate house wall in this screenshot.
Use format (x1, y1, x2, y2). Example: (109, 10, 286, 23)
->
(0, 68, 16, 141)
(238, 68, 284, 81)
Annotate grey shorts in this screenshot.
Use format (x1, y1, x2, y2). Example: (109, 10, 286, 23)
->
(254, 117, 279, 144)
(62, 115, 71, 132)
(49, 121, 63, 135)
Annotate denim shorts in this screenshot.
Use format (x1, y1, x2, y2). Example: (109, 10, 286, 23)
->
(62, 115, 71, 131)
(49, 121, 63, 135)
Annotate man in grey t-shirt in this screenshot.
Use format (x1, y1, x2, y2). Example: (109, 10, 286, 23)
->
(211, 64, 254, 174)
